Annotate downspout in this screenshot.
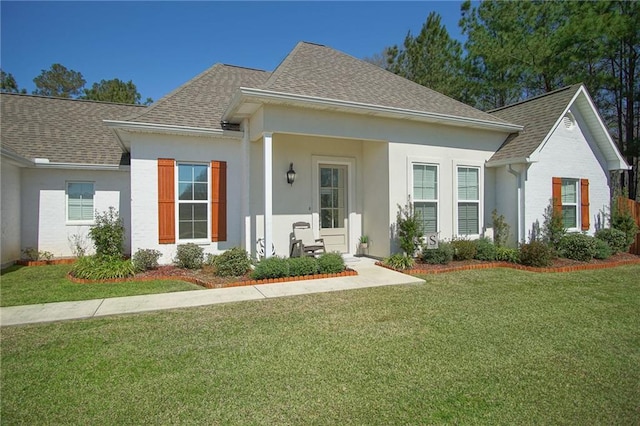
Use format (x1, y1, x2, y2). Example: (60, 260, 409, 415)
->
(241, 119, 251, 254)
(507, 164, 523, 244)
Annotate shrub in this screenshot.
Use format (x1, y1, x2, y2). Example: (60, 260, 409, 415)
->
(252, 256, 289, 280)
(611, 198, 638, 250)
(396, 199, 423, 256)
(213, 247, 251, 277)
(558, 233, 597, 262)
(495, 246, 520, 263)
(384, 254, 415, 270)
(595, 228, 628, 254)
(89, 207, 124, 258)
(317, 252, 346, 274)
(474, 237, 496, 261)
(174, 243, 204, 269)
(451, 238, 477, 261)
(492, 209, 510, 247)
(420, 242, 453, 265)
(72, 255, 135, 280)
(541, 201, 566, 250)
(594, 238, 612, 260)
(288, 256, 318, 277)
(519, 241, 553, 267)
(132, 249, 162, 272)
(21, 248, 54, 261)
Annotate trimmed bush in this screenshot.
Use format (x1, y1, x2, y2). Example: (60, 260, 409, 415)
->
(495, 246, 520, 263)
(558, 233, 597, 262)
(595, 228, 628, 254)
(288, 256, 318, 277)
(89, 207, 124, 258)
(519, 241, 553, 267)
(317, 252, 346, 274)
(451, 238, 477, 261)
(421, 242, 454, 265)
(213, 247, 251, 277)
(474, 237, 496, 261)
(252, 256, 289, 280)
(594, 238, 612, 260)
(384, 253, 415, 270)
(174, 243, 204, 269)
(72, 255, 136, 280)
(132, 249, 162, 272)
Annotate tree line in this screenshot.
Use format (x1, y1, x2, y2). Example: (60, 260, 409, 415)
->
(369, 0, 639, 201)
(0, 64, 152, 105)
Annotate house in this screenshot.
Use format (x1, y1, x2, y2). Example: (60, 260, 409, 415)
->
(0, 42, 629, 266)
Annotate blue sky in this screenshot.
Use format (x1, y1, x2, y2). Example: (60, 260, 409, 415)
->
(1, 1, 466, 102)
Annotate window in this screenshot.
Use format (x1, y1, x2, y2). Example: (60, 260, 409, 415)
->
(413, 164, 438, 233)
(457, 166, 479, 235)
(177, 163, 209, 240)
(67, 182, 94, 222)
(561, 178, 579, 229)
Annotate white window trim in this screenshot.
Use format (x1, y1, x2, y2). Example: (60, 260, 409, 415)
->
(176, 162, 211, 244)
(410, 162, 440, 234)
(66, 181, 95, 225)
(561, 178, 580, 231)
(454, 162, 483, 238)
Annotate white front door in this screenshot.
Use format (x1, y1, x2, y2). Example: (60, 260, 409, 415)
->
(319, 164, 348, 253)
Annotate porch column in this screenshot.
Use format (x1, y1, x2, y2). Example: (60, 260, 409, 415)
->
(263, 132, 273, 257)
(241, 119, 251, 254)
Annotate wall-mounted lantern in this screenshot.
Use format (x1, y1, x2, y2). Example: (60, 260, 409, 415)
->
(286, 163, 296, 185)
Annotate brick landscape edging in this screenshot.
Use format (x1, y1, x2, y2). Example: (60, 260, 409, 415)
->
(376, 258, 640, 274)
(16, 258, 76, 266)
(66, 269, 358, 288)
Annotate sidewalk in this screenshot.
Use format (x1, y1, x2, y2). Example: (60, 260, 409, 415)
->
(0, 257, 423, 326)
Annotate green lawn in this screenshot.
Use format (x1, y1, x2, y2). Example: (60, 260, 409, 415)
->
(0, 264, 201, 307)
(2, 265, 639, 424)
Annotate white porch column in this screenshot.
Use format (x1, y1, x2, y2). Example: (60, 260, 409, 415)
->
(241, 119, 251, 254)
(263, 132, 273, 257)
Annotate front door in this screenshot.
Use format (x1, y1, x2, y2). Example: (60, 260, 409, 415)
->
(319, 165, 348, 253)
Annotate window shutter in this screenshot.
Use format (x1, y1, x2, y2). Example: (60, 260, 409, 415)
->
(158, 159, 175, 244)
(211, 161, 227, 242)
(580, 179, 590, 230)
(552, 177, 562, 215)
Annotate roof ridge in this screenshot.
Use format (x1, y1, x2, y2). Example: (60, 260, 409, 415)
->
(488, 84, 583, 113)
(221, 63, 269, 73)
(260, 41, 307, 90)
(0, 91, 147, 107)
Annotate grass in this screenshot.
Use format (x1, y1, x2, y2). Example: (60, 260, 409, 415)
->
(1, 265, 639, 424)
(0, 264, 201, 307)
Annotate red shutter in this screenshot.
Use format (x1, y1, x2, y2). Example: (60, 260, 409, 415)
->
(158, 159, 175, 244)
(211, 161, 227, 242)
(580, 179, 590, 231)
(552, 177, 562, 215)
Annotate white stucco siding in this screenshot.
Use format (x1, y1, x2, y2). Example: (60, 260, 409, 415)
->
(388, 125, 507, 245)
(1, 159, 22, 265)
(362, 141, 390, 258)
(129, 133, 243, 264)
(525, 108, 610, 236)
(20, 168, 129, 258)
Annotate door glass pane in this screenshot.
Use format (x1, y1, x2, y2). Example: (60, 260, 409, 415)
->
(321, 209, 332, 228)
(320, 166, 347, 229)
(320, 168, 332, 187)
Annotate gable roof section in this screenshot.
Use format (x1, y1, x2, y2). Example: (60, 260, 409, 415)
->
(258, 41, 509, 126)
(1, 93, 145, 166)
(487, 84, 628, 170)
(124, 64, 270, 129)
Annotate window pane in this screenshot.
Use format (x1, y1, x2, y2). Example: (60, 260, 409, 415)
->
(193, 204, 207, 221)
(561, 180, 577, 203)
(562, 206, 577, 228)
(413, 165, 437, 201)
(415, 202, 437, 233)
(193, 183, 208, 200)
(178, 183, 192, 200)
(178, 222, 192, 240)
(458, 167, 479, 201)
(194, 165, 208, 182)
(458, 202, 479, 235)
(68, 182, 94, 221)
(193, 221, 208, 239)
(178, 166, 193, 182)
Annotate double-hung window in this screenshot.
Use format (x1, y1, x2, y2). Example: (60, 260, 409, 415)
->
(67, 182, 94, 222)
(561, 178, 579, 229)
(412, 164, 438, 233)
(177, 163, 209, 240)
(457, 166, 480, 235)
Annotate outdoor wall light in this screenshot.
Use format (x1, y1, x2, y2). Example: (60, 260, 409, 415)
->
(286, 163, 296, 185)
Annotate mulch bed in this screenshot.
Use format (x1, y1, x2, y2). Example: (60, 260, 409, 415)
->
(378, 252, 640, 275)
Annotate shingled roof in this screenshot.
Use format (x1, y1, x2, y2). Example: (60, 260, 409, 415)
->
(1, 93, 145, 166)
(125, 64, 270, 129)
(487, 85, 582, 164)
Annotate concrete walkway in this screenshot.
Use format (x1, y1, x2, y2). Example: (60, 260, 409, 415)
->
(0, 257, 423, 327)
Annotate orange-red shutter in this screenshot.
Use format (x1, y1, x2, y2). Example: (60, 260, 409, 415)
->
(580, 179, 590, 230)
(211, 161, 227, 242)
(552, 177, 562, 215)
(158, 159, 175, 244)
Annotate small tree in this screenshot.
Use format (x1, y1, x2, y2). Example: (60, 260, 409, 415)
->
(611, 196, 639, 250)
(541, 200, 566, 250)
(491, 209, 510, 247)
(89, 207, 124, 258)
(396, 198, 423, 257)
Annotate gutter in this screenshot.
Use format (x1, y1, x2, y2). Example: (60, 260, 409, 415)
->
(507, 164, 524, 244)
(1, 148, 34, 167)
(486, 157, 535, 168)
(32, 159, 128, 171)
(104, 120, 243, 139)
(224, 87, 524, 133)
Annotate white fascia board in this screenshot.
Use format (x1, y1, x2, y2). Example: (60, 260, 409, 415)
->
(224, 87, 524, 133)
(1, 148, 34, 167)
(104, 120, 243, 139)
(485, 157, 535, 168)
(32, 162, 128, 171)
